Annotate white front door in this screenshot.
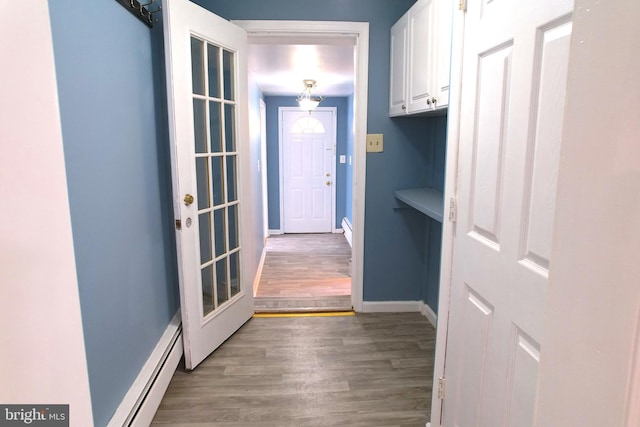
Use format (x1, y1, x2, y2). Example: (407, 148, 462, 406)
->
(443, 0, 573, 425)
(281, 108, 336, 233)
(163, 0, 253, 370)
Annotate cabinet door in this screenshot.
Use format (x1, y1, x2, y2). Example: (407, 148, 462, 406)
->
(407, 0, 435, 114)
(432, 0, 453, 110)
(389, 12, 408, 116)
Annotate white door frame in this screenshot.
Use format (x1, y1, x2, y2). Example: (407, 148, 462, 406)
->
(278, 107, 338, 234)
(428, 4, 465, 425)
(233, 20, 369, 313)
(259, 98, 268, 243)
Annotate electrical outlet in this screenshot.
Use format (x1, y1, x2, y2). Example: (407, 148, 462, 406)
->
(366, 133, 384, 153)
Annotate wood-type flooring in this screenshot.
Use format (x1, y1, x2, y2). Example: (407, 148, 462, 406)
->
(152, 313, 436, 426)
(254, 233, 352, 312)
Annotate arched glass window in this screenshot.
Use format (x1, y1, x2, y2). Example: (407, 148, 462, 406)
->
(290, 116, 326, 134)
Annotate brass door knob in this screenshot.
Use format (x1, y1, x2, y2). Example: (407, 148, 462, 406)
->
(184, 194, 194, 206)
(326, 181, 331, 186)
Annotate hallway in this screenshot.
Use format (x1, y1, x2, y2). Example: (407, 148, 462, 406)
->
(254, 233, 352, 312)
(152, 312, 436, 426)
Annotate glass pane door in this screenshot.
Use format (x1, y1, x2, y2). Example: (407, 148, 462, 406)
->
(190, 36, 241, 318)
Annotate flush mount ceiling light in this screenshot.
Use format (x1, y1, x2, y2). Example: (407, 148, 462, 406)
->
(296, 79, 325, 112)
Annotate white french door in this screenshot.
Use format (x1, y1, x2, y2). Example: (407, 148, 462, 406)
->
(442, 0, 573, 425)
(163, 0, 253, 369)
(280, 108, 336, 233)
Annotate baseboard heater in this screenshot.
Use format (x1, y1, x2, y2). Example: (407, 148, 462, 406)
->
(342, 217, 353, 247)
(108, 313, 183, 427)
(127, 327, 181, 426)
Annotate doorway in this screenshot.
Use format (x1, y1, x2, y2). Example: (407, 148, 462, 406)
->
(235, 20, 368, 312)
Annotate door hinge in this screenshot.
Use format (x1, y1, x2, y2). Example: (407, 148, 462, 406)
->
(448, 197, 457, 223)
(175, 219, 182, 230)
(459, 0, 467, 11)
(438, 377, 446, 399)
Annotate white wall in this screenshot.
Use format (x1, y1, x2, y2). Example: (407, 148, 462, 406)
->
(0, 1, 93, 425)
(536, 0, 640, 425)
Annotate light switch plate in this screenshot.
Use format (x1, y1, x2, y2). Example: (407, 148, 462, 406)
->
(339, 155, 346, 164)
(366, 133, 384, 153)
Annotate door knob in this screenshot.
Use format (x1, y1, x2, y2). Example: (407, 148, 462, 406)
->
(184, 194, 194, 206)
(326, 181, 331, 186)
(326, 172, 331, 177)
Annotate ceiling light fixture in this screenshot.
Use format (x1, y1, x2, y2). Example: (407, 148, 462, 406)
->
(296, 79, 325, 113)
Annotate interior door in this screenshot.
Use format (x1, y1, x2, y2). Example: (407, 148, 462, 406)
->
(163, 0, 253, 370)
(281, 109, 335, 233)
(443, 0, 573, 425)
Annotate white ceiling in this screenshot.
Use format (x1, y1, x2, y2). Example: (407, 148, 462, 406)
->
(248, 43, 356, 97)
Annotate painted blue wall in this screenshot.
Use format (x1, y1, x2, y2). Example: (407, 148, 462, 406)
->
(247, 79, 267, 274)
(48, 2, 179, 426)
(264, 96, 350, 230)
(197, 0, 449, 303)
(345, 93, 355, 225)
(420, 115, 447, 312)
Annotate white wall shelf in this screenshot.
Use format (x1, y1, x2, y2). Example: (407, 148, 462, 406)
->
(394, 187, 444, 222)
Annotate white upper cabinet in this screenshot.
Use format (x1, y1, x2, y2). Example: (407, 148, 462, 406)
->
(389, 12, 409, 116)
(389, 0, 452, 116)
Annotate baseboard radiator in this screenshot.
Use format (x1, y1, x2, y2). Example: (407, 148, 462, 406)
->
(108, 312, 183, 427)
(342, 217, 353, 247)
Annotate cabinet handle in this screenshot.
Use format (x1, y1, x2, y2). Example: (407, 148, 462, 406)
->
(401, 104, 406, 110)
(426, 99, 432, 105)
(432, 97, 438, 105)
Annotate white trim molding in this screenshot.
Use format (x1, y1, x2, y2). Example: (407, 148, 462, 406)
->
(232, 20, 368, 314)
(253, 247, 267, 297)
(268, 229, 283, 236)
(419, 301, 438, 328)
(362, 301, 437, 327)
(108, 312, 183, 427)
(342, 217, 353, 247)
(362, 301, 422, 313)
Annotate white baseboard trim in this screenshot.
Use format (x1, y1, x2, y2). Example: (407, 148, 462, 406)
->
(361, 301, 438, 327)
(268, 229, 283, 235)
(419, 301, 438, 328)
(108, 311, 183, 427)
(361, 301, 422, 313)
(342, 217, 353, 247)
(253, 247, 267, 297)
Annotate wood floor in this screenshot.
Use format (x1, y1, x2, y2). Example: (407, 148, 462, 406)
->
(254, 234, 352, 312)
(152, 313, 436, 426)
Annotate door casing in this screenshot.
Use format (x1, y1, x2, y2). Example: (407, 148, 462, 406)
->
(234, 20, 369, 313)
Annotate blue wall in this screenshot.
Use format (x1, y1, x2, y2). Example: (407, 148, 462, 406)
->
(264, 96, 350, 230)
(197, 0, 448, 303)
(345, 93, 355, 225)
(48, 2, 179, 426)
(247, 79, 267, 275)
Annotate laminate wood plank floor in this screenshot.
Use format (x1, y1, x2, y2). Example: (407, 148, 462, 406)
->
(255, 233, 352, 312)
(152, 313, 436, 426)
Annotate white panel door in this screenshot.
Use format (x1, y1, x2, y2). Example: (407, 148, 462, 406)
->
(443, 0, 573, 425)
(281, 109, 335, 233)
(163, 0, 253, 370)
